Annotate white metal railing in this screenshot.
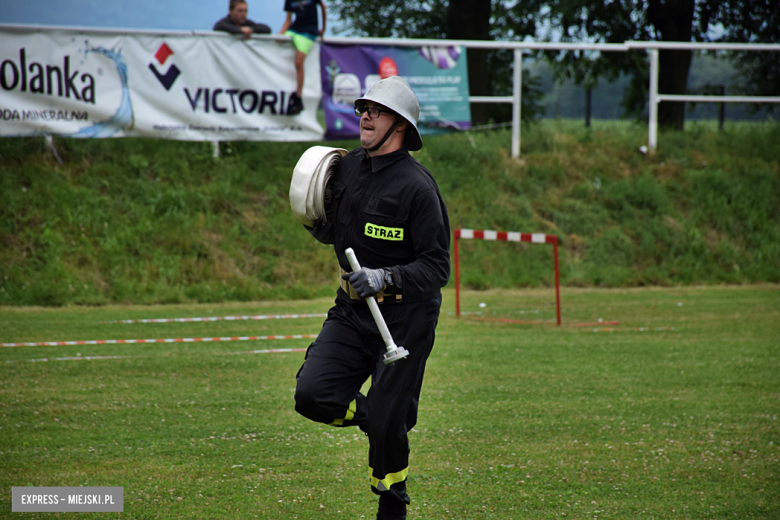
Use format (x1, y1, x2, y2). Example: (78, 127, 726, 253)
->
(625, 41, 780, 152)
(322, 36, 628, 158)
(3, 24, 779, 155)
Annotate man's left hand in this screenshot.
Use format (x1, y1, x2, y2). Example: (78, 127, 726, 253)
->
(342, 268, 386, 299)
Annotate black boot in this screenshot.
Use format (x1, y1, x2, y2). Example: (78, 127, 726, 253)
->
(376, 493, 407, 520)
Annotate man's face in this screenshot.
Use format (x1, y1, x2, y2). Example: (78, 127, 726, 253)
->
(229, 2, 248, 24)
(359, 102, 398, 151)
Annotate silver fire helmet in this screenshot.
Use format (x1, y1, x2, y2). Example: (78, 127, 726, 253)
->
(355, 76, 423, 151)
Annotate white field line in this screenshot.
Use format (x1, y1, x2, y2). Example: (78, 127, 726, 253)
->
(105, 313, 328, 324)
(585, 327, 676, 333)
(6, 347, 310, 364)
(3, 334, 318, 348)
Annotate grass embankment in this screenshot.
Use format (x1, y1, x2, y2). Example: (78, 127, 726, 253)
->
(1, 285, 778, 518)
(1, 121, 778, 306)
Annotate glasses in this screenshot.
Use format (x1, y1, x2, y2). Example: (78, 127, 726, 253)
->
(354, 105, 394, 119)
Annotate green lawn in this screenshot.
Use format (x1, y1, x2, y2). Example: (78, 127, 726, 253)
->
(1, 285, 778, 518)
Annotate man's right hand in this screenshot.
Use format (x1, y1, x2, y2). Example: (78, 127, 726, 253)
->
(342, 268, 386, 299)
(241, 26, 253, 39)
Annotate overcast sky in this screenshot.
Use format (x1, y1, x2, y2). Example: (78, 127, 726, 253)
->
(0, 0, 342, 35)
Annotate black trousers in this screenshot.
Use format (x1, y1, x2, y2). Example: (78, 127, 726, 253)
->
(294, 294, 441, 504)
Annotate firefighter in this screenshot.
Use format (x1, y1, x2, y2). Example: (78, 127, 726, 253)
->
(294, 75, 450, 520)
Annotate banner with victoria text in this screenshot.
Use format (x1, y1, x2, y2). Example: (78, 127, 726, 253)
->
(320, 44, 471, 141)
(0, 27, 323, 141)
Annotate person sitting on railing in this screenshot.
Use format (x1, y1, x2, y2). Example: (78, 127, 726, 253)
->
(213, 0, 271, 39)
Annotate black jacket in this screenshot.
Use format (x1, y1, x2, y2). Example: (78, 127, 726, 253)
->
(308, 146, 450, 301)
(213, 15, 271, 35)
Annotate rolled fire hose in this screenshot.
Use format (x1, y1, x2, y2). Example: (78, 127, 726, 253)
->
(289, 146, 348, 227)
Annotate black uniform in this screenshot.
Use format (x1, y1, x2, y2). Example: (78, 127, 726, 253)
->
(294, 146, 450, 505)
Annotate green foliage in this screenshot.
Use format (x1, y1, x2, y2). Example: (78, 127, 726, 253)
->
(328, 0, 544, 124)
(446, 121, 779, 291)
(714, 2, 780, 107)
(534, 1, 780, 127)
(0, 138, 345, 306)
(0, 122, 778, 307)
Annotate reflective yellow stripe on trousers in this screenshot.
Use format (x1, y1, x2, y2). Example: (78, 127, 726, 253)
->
(370, 466, 409, 492)
(329, 399, 357, 426)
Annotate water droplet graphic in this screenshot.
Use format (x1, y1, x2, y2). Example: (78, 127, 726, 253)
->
(73, 46, 134, 138)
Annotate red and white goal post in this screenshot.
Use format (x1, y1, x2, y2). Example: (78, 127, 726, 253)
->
(453, 229, 561, 325)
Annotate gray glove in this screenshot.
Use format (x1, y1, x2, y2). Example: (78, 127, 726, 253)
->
(342, 268, 386, 299)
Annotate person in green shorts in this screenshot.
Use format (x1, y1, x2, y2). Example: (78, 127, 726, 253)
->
(280, 0, 327, 115)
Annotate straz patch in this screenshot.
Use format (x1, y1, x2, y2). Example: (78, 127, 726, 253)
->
(365, 223, 404, 241)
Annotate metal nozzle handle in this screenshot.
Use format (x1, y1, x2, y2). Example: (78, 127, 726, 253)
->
(344, 248, 409, 364)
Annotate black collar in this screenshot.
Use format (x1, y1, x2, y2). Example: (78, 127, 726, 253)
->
(360, 147, 409, 173)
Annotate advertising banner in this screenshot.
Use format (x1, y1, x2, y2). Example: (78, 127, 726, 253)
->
(320, 44, 471, 141)
(0, 28, 323, 141)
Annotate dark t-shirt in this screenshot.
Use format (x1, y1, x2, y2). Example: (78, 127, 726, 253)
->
(284, 0, 321, 36)
(213, 15, 271, 35)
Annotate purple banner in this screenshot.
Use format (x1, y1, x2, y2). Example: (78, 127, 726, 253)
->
(320, 44, 471, 141)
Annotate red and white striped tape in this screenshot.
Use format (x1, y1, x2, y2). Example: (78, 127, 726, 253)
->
(220, 348, 308, 356)
(108, 313, 327, 324)
(586, 327, 675, 333)
(455, 229, 557, 244)
(2, 334, 318, 348)
(574, 321, 620, 327)
(11, 355, 126, 363)
(6, 347, 310, 364)
(464, 316, 555, 325)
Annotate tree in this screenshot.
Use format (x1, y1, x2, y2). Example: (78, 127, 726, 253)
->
(448, 0, 492, 123)
(714, 2, 780, 112)
(538, 0, 779, 129)
(328, 0, 542, 124)
(537, 0, 712, 130)
(329, 1, 778, 129)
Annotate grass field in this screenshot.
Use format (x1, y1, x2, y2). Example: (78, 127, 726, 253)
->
(1, 285, 778, 519)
